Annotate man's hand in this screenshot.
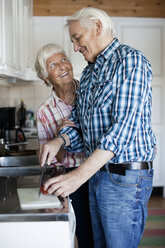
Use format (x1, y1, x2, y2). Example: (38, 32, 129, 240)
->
(39, 133, 70, 166)
(42, 148, 115, 197)
(44, 168, 83, 197)
(40, 137, 63, 166)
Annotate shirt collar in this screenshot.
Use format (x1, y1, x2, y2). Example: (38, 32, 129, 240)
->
(97, 37, 120, 62)
(51, 79, 78, 107)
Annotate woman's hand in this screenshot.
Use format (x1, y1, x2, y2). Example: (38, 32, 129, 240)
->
(56, 120, 76, 134)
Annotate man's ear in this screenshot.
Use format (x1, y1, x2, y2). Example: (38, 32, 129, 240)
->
(95, 19, 103, 36)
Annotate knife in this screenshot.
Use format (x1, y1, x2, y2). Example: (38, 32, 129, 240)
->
(38, 157, 48, 198)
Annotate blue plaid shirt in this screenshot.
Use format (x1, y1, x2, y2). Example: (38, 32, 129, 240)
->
(62, 38, 156, 163)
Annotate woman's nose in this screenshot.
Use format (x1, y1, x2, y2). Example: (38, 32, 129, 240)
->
(58, 62, 65, 70)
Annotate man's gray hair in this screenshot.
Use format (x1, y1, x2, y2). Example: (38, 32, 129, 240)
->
(66, 7, 115, 37)
(35, 43, 67, 83)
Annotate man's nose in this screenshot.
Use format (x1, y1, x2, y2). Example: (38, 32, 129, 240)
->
(73, 42, 81, 52)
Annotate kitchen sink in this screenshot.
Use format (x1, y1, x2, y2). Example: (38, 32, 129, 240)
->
(0, 155, 64, 178)
(0, 155, 39, 167)
(0, 155, 41, 177)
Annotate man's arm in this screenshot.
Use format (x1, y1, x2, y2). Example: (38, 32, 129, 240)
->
(43, 148, 115, 197)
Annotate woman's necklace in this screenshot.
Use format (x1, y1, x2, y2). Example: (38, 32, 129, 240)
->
(65, 80, 76, 106)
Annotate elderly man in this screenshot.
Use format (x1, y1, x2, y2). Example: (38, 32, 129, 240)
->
(40, 7, 156, 248)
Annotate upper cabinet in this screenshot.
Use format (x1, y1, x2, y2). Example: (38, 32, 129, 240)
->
(0, 0, 35, 80)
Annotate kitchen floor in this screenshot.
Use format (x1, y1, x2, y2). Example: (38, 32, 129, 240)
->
(148, 195, 165, 209)
(139, 194, 165, 248)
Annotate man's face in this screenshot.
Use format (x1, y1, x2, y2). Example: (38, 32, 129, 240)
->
(69, 20, 99, 63)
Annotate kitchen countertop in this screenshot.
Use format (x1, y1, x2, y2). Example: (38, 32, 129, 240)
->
(0, 170, 75, 248)
(0, 129, 71, 223)
(0, 174, 69, 222)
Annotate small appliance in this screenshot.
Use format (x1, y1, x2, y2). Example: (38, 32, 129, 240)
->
(0, 107, 26, 155)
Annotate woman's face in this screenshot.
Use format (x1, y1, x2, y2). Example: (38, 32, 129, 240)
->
(46, 53, 73, 87)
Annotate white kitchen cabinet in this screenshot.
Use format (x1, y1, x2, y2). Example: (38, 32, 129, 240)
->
(0, 0, 34, 80)
(0, 202, 76, 248)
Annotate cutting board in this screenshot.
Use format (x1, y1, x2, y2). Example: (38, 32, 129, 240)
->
(17, 188, 62, 210)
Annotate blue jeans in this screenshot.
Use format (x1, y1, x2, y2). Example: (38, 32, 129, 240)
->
(89, 168, 154, 248)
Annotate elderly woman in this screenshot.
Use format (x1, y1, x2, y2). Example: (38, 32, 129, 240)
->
(35, 43, 94, 248)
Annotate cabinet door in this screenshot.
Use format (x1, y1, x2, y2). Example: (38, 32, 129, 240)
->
(0, 0, 17, 76)
(23, 0, 33, 77)
(17, 0, 33, 79)
(0, 0, 33, 80)
(0, 0, 5, 71)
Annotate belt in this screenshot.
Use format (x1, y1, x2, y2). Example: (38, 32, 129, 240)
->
(65, 167, 76, 173)
(100, 162, 153, 175)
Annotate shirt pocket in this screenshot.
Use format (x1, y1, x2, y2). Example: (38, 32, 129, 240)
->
(93, 80, 114, 109)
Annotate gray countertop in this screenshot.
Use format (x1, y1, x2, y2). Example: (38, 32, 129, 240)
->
(0, 172, 70, 222)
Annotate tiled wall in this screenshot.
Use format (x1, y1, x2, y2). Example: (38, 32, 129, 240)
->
(0, 85, 9, 107)
(0, 80, 51, 119)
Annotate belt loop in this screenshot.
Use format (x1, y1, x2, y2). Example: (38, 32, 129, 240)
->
(148, 162, 152, 173)
(104, 164, 109, 173)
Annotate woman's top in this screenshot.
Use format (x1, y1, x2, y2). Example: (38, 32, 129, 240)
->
(36, 81, 85, 168)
